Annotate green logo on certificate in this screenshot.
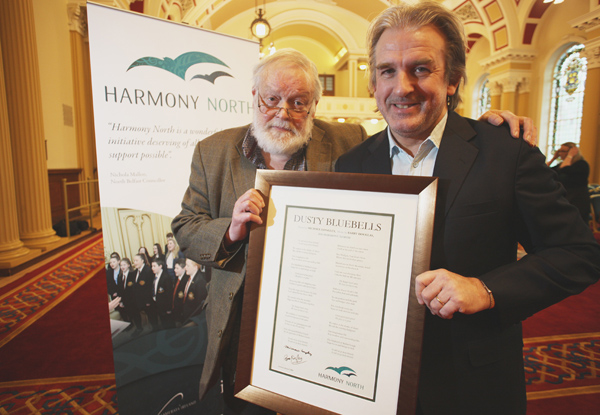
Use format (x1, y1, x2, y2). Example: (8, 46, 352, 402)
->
(325, 366, 357, 377)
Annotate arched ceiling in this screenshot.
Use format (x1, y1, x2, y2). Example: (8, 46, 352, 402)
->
(198, 0, 392, 30)
(272, 24, 341, 55)
(134, 0, 566, 64)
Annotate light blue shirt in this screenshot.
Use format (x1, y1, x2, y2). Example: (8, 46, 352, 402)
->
(388, 112, 448, 176)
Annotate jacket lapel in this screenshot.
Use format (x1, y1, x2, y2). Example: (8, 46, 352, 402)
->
(305, 123, 330, 172)
(231, 128, 258, 199)
(433, 111, 478, 216)
(363, 129, 393, 175)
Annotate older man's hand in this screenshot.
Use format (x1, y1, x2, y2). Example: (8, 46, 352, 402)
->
(479, 110, 538, 147)
(225, 189, 265, 246)
(415, 269, 493, 319)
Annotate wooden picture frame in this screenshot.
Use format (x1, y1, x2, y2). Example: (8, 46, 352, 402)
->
(235, 171, 437, 415)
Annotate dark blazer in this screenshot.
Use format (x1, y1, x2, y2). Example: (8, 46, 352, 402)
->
(116, 270, 127, 299)
(166, 250, 185, 278)
(181, 271, 208, 322)
(120, 270, 135, 303)
(172, 120, 368, 398)
(153, 270, 174, 315)
(106, 266, 119, 299)
(116, 270, 131, 316)
(552, 159, 591, 220)
(132, 264, 154, 310)
(172, 274, 189, 323)
(335, 111, 600, 415)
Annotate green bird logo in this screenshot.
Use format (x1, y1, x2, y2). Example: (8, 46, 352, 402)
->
(325, 366, 357, 377)
(127, 51, 233, 82)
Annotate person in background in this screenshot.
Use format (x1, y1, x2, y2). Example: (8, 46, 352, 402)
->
(130, 253, 155, 334)
(151, 259, 174, 330)
(152, 243, 166, 263)
(138, 246, 152, 267)
(181, 258, 208, 323)
(165, 237, 185, 279)
(164, 232, 174, 254)
(171, 257, 189, 326)
(105, 256, 120, 301)
(547, 142, 591, 221)
(117, 257, 133, 323)
(172, 47, 538, 415)
(335, 3, 600, 414)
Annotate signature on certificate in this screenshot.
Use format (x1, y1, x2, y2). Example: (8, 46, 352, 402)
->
(285, 345, 313, 357)
(284, 353, 306, 365)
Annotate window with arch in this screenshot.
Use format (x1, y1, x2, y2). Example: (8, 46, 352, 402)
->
(547, 44, 587, 157)
(476, 78, 491, 118)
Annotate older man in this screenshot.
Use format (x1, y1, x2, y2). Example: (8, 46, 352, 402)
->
(336, 3, 600, 414)
(172, 49, 367, 414)
(173, 48, 535, 414)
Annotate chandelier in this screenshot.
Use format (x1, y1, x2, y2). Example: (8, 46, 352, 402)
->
(250, 0, 271, 47)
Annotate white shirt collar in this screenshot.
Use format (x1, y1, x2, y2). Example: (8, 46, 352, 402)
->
(387, 111, 447, 158)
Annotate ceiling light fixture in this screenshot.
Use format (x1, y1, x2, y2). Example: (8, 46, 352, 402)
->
(250, 0, 271, 47)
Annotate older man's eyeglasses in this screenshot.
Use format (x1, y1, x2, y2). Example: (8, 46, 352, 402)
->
(257, 94, 312, 119)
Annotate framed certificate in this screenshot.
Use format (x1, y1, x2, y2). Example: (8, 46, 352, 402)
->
(235, 171, 437, 415)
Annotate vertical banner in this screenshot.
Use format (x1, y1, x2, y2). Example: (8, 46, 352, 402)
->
(87, 3, 257, 414)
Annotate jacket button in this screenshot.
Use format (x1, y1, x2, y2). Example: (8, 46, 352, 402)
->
(217, 329, 223, 338)
(229, 292, 234, 300)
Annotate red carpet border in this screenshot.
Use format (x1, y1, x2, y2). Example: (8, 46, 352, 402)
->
(524, 333, 600, 399)
(0, 232, 597, 414)
(0, 234, 104, 348)
(0, 375, 117, 415)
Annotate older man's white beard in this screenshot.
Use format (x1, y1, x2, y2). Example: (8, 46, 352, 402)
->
(253, 114, 313, 157)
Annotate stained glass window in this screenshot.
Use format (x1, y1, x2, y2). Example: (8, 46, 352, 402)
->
(476, 78, 491, 118)
(547, 44, 587, 156)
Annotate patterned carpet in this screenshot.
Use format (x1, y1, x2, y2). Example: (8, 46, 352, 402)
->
(522, 276, 600, 413)
(0, 232, 597, 414)
(0, 233, 118, 414)
(524, 333, 600, 399)
(0, 375, 117, 415)
(0, 234, 104, 347)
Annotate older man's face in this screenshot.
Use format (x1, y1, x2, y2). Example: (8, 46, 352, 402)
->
(252, 65, 316, 157)
(373, 25, 459, 145)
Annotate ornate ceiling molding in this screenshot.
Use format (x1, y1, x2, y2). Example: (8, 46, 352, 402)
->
(454, 1, 482, 24)
(479, 48, 537, 71)
(488, 70, 531, 94)
(67, 1, 87, 37)
(582, 37, 600, 70)
(569, 8, 600, 33)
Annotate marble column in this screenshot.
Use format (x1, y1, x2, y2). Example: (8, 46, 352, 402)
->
(68, 2, 99, 216)
(489, 82, 502, 112)
(498, 78, 518, 114)
(0, 0, 60, 249)
(517, 78, 530, 118)
(348, 58, 357, 98)
(0, 40, 31, 263)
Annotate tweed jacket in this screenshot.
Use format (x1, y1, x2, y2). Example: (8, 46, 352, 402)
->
(172, 119, 368, 398)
